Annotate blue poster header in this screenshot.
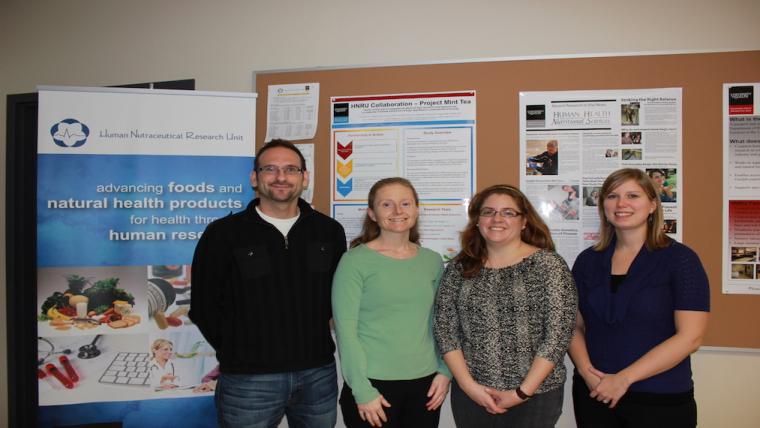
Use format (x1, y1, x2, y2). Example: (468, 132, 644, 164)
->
(38, 154, 254, 267)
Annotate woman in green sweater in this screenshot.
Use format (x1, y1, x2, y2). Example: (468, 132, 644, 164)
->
(332, 177, 452, 428)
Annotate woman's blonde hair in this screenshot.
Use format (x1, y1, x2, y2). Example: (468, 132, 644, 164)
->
(151, 338, 173, 358)
(594, 168, 669, 251)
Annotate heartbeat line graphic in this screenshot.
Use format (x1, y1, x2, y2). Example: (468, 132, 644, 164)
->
(54, 128, 85, 139)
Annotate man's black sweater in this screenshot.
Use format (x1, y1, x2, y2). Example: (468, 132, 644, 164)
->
(189, 198, 347, 374)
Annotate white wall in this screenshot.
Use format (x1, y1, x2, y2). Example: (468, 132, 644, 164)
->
(2, 1, 760, 426)
(330, 352, 760, 428)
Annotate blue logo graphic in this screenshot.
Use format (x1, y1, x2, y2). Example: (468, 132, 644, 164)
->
(50, 119, 90, 148)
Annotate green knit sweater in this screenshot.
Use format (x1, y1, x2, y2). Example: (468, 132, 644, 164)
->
(332, 244, 451, 403)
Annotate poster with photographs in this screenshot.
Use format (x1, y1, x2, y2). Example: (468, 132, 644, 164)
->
(722, 83, 760, 294)
(520, 88, 683, 267)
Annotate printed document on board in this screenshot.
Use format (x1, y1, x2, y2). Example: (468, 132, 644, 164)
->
(265, 83, 319, 141)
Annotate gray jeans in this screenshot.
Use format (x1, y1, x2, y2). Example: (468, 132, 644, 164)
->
(450, 381, 563, 428)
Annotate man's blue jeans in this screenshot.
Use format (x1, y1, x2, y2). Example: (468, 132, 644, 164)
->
(215, 361, 337, 428)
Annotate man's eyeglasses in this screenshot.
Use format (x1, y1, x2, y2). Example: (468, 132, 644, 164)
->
(257, 165, 303, 176)
(479, 208, 523, 218)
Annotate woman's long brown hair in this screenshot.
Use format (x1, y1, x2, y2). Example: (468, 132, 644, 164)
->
(454, 184, 554, 278)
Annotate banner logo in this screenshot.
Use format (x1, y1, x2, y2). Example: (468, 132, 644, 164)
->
(333, 103, 349, 124)
(50, 119, 90, 148)
(526, 105, 546, 128)
(728, 86, 753, 115)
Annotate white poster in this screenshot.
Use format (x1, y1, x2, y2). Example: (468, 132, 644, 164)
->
(723, 83, 760, 294)
(265, 83, 319, 141)
(296, 143, 315, 204)
(520, 88, 683, 267)
(330, 91, 476, 258)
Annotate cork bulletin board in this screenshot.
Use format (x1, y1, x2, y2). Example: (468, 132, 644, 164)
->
(255, 50, 760, 348)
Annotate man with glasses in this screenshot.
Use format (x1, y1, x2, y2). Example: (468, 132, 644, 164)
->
(191, 139, 347, 427)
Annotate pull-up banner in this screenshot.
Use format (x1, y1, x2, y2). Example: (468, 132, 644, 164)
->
(36, 86, 256, 427)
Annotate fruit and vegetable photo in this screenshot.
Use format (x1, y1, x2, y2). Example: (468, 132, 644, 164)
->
(37, 266, 147, 336)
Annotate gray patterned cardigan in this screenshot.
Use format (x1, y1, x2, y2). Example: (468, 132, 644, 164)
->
(433, 250, 577, 393)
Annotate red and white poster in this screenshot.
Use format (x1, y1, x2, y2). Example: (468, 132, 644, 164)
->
(723, 83, 760, 294)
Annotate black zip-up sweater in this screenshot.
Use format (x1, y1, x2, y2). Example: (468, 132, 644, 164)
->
(189, 198, 346, 374)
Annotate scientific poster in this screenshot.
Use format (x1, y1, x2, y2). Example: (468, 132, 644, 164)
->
(36, 87, 256, 426)
(723, 83, 760, 294)
(520, 88, 682, 266)
(330, 91, 476, 259)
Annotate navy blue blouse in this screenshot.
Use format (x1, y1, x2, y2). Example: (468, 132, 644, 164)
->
(572, 239, 710, 393)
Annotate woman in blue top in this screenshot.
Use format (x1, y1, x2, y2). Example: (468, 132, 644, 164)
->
(569, 168, 710, 428)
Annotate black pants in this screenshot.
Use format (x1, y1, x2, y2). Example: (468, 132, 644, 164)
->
(339, 373, 441, 428)
(450, 381, 563, 428)
(572, 374, 697, 428)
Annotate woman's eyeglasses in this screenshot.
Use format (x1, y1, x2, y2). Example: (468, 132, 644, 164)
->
(479, 208, 523, 218)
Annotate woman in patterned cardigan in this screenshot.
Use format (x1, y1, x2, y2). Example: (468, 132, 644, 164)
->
(434, 184, 577, 428)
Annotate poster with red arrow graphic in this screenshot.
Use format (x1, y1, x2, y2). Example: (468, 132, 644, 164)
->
(330, 91, 476, 258)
